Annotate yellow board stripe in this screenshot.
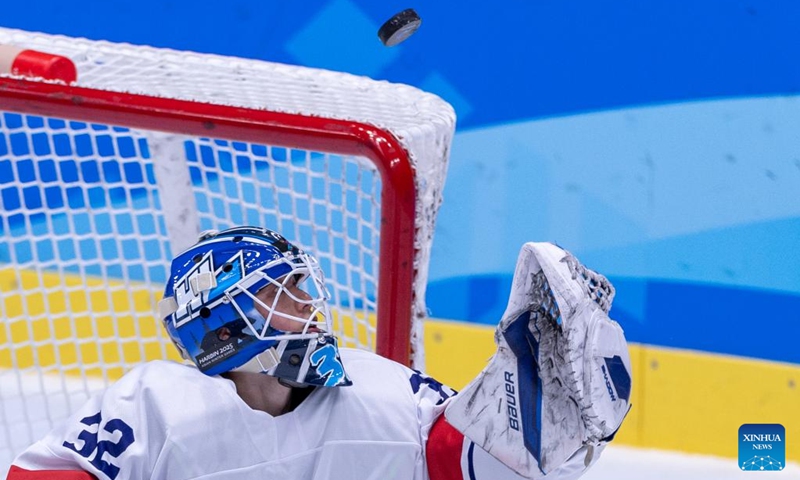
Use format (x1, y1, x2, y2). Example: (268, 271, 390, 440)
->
(632, 344, 799, 460)
(0, 267, 180, 380)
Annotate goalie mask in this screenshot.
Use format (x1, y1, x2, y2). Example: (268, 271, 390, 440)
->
(159, 226, 352, 387)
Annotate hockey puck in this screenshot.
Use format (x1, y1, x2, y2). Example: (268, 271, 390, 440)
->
(378, 9, 422, 47)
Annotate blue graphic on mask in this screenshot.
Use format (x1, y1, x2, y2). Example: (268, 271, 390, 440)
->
(207, 254, 244, 300)
(310, 344, 346, 387)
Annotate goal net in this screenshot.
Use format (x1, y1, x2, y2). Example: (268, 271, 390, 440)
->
(0, 27, 455, 469)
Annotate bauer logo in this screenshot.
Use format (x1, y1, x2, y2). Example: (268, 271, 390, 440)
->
(738, 424, 785, 471)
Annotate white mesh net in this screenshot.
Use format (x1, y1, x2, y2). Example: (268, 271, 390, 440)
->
(0, 26, 455, 469)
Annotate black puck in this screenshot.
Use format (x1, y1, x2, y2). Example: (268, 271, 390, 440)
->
(378, 9, 422, 47)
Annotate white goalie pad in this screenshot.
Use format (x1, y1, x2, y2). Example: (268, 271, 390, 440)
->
(444, 243, 632, 478)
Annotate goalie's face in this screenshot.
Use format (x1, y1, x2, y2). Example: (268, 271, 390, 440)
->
(249, 269, 328, 336)
(254, 275, 321, 333)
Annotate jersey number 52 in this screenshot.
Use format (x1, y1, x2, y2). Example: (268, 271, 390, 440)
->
(62, 412, 135, 480)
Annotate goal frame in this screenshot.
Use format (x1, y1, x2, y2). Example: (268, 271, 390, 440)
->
(0, 75, 417, 366)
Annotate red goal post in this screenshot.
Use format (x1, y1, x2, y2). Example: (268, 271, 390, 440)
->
(0, 27, 454, 466)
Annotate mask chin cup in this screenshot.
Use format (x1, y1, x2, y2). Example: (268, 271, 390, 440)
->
(271, 335, 352, 388)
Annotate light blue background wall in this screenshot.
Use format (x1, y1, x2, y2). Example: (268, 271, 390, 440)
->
(3, 0, 799, 364)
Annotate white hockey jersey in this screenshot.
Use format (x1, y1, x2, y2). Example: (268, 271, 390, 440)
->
(10, 348, 596, 480)
(12, 348, 453, 480)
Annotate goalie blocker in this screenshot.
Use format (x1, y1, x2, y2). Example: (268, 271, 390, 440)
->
(444, 242, 632, 478)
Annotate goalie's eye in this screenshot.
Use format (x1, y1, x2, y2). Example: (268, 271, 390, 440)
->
(255, 274, 300, 303)
(256, 283, 279, 302)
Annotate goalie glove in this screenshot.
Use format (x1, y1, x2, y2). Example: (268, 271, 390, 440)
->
(444, 242, 632, 478)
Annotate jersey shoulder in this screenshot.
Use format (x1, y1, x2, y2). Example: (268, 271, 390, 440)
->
(118, 360, 232, 389)
(103, 360, 240, 424)
(338, 348, 417, 387)
(337, 348, 456, 409)
(338, 347, 406, 367)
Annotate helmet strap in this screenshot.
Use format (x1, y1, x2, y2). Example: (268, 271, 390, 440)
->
(231, 347, 280, 373)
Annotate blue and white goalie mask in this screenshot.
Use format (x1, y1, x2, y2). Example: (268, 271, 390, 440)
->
(159, 227, 352, 387)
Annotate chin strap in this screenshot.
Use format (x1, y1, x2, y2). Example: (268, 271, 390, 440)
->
(231, 347, 280, 373)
